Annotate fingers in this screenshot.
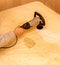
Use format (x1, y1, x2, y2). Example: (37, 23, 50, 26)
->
(13, 26, 25, 36)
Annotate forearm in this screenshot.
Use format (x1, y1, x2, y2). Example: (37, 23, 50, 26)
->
(0, 26, 25, 48)
(0, 32, 17, 48)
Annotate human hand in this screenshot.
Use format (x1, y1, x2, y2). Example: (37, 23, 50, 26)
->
(13, 25, 25, 36)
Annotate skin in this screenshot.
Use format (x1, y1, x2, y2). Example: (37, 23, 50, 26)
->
(13, 25, 26, 36)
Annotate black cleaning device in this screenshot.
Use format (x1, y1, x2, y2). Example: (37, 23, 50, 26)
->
(34, 12, 45, 29)
(20, 12, 45, 29)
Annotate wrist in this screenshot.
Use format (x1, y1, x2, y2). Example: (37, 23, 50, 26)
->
(13, 27, 25, 36)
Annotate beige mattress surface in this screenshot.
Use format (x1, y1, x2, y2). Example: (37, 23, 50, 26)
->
(0, 1, 60, 65)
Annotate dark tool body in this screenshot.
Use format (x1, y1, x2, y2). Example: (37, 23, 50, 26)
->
(20, 12, 45, 29)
